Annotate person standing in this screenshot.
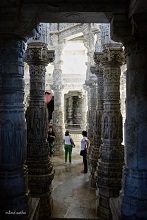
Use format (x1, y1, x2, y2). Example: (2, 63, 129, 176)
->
(80, 130, 90, 173)
(63, 130, 75, 164)
(47, 125, 56, 157)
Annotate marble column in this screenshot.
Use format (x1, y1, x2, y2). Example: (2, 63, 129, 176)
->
(119, 36, 147, 220)
(67, 96, 73, 127)
(89, 52, 104, 188)
(51, 34, 64, 156)
(0, 37, 33, 219)
(73, 95, 82, 128)
(83, 24, 95, 141)
(110, 13, 147, 219)
(81, 92, 87, 131)
(85, 76, 97, 165)
(52, 69, 64, 156)
(25, 43, 55, 219)
(96, 46, 124, 219)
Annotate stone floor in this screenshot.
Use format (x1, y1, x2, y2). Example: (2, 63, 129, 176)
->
(50, 147, 103, 219)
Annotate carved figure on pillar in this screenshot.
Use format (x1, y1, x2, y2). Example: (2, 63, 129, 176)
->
(25, 30, 55, 218)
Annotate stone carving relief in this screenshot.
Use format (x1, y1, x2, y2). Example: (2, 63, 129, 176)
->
(50, 34, 59, 47)
(58, 24, 83, 41)
(26, 108, 48, 144)
(59, 23, 80, 31)
(25, 46, 55, 64)
(30, 65, 46, 77)
(0, 119, 25, 165)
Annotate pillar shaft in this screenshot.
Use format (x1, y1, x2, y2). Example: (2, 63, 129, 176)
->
(25, 43, 55, 219)
(73, 95, 82, 127)
(89, 52, 104, 188)
(96, 46, 124, 219)
(50, 35, 65, 156)
(67, 96, 73, 126)
(52, 69, 64, 155)
(0, 38, 31, 219)
(119, 36, 147, 219)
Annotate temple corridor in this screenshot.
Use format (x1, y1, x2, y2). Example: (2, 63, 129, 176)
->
(50, 146, 102, 219)
(0, 1, 147, 219)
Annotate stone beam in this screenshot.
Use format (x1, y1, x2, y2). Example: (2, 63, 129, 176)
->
(0, 0, 129, 24)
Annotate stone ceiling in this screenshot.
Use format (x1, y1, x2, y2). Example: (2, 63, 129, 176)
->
(0, 0, 146, 39)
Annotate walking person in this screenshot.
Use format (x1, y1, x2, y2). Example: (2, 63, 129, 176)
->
(80, 130, 90, 173)
(47, 125, 56, 157)
(63, 130, 75, 164)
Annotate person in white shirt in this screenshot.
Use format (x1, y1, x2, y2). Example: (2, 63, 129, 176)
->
(80, 130, 90, 173)
(63, 130, 75, 164)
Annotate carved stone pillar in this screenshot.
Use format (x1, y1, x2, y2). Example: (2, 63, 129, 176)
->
(0, 8, 41, 217)
(25, 43, 55, 219)
(52, 69, 64, 156)
(67, 96, 73, 127)
(110, 12, 147, 219)
(51, 34, 64, 156)
(85, 76, 97, 161)
(0, 37, 33, 219)
(89, 52, 104, 188)
(96, 46, 124, 219)
(73, 95, 82, 128)
(83, 24, 95, 138)
(81, 92, 87, 130)
(119, 36, 147, 220)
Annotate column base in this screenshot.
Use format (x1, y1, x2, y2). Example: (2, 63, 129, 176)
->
(54, 145, 64, 156)
(119, 193, 147, 220)
(109, 197, 122, 220)
(89, 175, 96, 188)
(96, 188, 112, 220)
(30, 198, 40, 220)
(97, 204, 112, 220)
(38, 192, 53, 219)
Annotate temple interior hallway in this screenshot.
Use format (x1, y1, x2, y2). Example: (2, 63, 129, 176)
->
(50, 147, 102, 219)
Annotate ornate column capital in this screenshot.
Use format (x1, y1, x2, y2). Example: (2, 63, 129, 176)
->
(90, 52, 104, 77)
(102, 46, 125, 66)
(85, 77, 97, 88)
(25, 44, 55, 65)
(51, 84, 64, 91)
(94, 52, 104, 65)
